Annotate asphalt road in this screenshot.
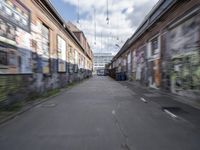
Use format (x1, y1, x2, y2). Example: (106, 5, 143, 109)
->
(0, 76, 200, 150)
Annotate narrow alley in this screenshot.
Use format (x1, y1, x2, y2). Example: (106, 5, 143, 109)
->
(0, 76, 200, 150)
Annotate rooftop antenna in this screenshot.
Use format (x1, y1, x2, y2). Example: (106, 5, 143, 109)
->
(106, 0, 109, 24)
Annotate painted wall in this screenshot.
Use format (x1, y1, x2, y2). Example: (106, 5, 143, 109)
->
(147, 36, 161, 88)
(165, 14, 200, 98)
(0, 0, 93, 108)
(110, 0, 200, 101)
(0, 0, 32, 74)
(136, 45, 148, 85)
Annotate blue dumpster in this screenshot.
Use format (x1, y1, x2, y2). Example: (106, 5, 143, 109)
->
(121, 72, 127, 81)
(116, 73, 121, 81)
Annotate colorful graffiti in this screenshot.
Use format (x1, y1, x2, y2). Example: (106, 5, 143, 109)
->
(167, 15, 200, 93)
(31, 20, 50, 74)
(0, 0, 93, 108)
(147, 36, 161, 88)
(0, 0, 30, 32)
(0, 0, 32, 74)
(0, 18, 16, 46)
(0, 46, 32, 74)
(147, 59, 161, 88)
(171, 52, 200, 91)
(136, 45, 148, 85)
(0, 75, 32, 104)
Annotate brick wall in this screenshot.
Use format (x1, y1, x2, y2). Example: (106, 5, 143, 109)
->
(113, 0, 200, 99)
(0, 0, 93, 108)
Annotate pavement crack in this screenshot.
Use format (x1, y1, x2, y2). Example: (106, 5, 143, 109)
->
(112, 110, 131, 150)
(121, 143, 131, 150)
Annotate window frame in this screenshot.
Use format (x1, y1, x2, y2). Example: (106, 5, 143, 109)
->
(148, 34, 161, 60)
(0, 50, 8, 66)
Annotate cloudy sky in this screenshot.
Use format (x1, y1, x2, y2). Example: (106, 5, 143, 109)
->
(51, 0, 159, 54)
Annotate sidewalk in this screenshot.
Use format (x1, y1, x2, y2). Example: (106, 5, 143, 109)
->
(119, 80, 200, 129)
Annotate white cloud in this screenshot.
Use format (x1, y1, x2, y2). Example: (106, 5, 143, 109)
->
(62, 0, 159, 54)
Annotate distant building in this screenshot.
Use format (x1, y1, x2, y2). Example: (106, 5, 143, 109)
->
(94, 53, 113, 71)
(66, 22, 93, 67)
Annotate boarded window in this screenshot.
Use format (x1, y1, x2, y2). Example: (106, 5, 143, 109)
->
(41, 24, 50, 74)
(151, 37, 158, 56)
(57, 35, 66, 72)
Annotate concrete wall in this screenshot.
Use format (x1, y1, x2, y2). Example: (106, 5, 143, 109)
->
(0, 0, 93, 108)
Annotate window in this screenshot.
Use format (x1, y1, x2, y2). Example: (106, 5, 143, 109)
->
(78, 53, 81, 66)
(0, 51, 7, 66)
(151, 37, 158, 56)
(42, 24, 49, 57)
(68, 45, 73, 64)
(75, 50, 78, 65)
(57, 35, 66, 72)
(41, 23, 50, 74)
(128, 53, 131, 63)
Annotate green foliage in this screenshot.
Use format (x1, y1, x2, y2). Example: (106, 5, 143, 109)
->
(41, 89, 60, 98)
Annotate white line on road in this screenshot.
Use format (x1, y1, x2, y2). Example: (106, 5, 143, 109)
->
(163, 109, 178, 119)
(112, 110, 116, 115)
(140, 97, 147, 103)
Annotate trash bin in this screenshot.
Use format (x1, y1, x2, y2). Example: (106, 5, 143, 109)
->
(121, 72, 127, 81)
(116, 73, 121, 81)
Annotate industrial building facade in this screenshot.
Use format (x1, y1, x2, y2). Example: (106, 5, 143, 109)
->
(94, 53, 113, 71)
(110, 0, 200, 99)
(0, 0, 93, 107)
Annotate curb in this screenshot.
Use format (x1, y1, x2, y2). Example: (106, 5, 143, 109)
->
(0, 89, 65, 126)
(123, 81, 200, 110)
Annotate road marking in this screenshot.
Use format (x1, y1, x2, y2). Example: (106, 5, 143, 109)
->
(140, 97, 147, 103)
(163, 109, 178, 119)
(112, 110, 116, 115)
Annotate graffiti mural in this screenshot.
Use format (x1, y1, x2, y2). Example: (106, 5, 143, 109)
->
(147, 59, 161, 88)
(167, 15, 200, 93)
(0, 0, 32, 74)
(0, 0, 93, 108)
(0, 46, 32, 74)
(136, 45, 148, 85)
(147, 36, 161, 88)
(0, 18, 16, 46)
(0, 0, 30, 32)
(31, 20, 50, 74)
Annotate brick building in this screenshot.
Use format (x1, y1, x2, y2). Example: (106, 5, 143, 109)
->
(110, 0, 200, 99)
(0, 0, 93, 107)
